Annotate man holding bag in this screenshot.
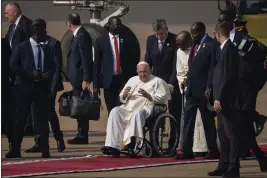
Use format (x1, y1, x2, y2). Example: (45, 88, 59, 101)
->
(66, 13, 94, 145)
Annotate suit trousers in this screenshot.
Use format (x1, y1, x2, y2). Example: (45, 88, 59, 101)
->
(217, 109, 240, 172)
(104, 75, 123, 114)
(2, 85, 14, 143)
(32, 93, 63, 146)
(73, 86, 89, 139)
(238, 111, 266, 162)
(12, 81, 52, 152)
(182, 96, 218, 155)
(168, 88, 182, 148)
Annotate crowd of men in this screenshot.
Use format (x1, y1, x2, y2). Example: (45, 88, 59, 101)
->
(1, 1, 267, 177)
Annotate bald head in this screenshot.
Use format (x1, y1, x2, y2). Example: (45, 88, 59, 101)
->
(5, 2, 22, 23)
(176, 31, 192, 51)
(137, 61, 151, 82)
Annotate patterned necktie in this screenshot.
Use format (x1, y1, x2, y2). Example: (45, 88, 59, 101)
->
(158, 41, 163, 53)
(193, 44, 199, 56)
(9, 23, 16, 42)
(113, 36, 121, 74)
(37, 44, 42, 71)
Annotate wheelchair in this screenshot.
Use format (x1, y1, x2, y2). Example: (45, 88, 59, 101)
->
(120, 104, 179, 158)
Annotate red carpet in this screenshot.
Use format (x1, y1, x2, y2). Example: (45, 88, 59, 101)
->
(2, 144, 267, 178)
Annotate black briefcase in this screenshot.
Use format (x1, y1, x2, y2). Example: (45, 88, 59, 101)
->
(70, 90, 101, 121)
(58, 90, 72, 116)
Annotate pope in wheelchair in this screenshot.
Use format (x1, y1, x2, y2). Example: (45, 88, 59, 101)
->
(101, 61, 173, 157)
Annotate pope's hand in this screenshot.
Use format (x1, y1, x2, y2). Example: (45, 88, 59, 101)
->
(123, 86, 131, 99)
(138, 88, 152, 101)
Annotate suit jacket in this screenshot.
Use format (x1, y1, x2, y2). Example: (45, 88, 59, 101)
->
(212, 40, 239, 109)
(145, 32, 178, 87)
(46, 36, 64, 93)
(94, 32, 139, 89)
(67, 27, 93, 87)
(9, 40, 58, 96)
(5, 15, 32, 50)
(1, 38, 13, 90)
(187, 35, 217, 98)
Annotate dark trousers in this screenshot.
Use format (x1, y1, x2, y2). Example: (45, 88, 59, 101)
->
(169, 88, 182, 146)
(239, 111, 266, 162)
(11, 82, 52, 152)
(73, 86, 89, 139)
(104, 75, 123, 114)
(182, 96, 218, 155)
(217, 109, 240, 172)
(2, 86, 14, 143)
(32, 93, 63, 146)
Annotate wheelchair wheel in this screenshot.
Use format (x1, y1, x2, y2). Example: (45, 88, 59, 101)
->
(151, 113, 179, 157)
(141, 142, 153, 158)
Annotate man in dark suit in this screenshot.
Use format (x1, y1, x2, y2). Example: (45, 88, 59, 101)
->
(219, 12, 267, 169)
(6, 19, 57, 158)
(24, 35, 66, 153)
(175, 22, 219, 160)
(4, 1, 34, 140)
(1, 38, 13, 141)
(144, 19, 181, 147)
(4, 2, 32, 51)
(208, 22, 240, 178)
(66, 13, 93, 145)
(94, 16, 138, 114)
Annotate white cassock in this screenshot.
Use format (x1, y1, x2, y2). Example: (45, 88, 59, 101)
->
(105, 75, 171, 150)
(176, 48, 208, 152)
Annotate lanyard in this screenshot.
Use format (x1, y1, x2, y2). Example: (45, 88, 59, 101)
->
(194, 34, 207, 56)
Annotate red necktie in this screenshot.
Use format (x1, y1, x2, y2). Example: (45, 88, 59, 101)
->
(193, 44, 199, 56)
(113, 36, 121, 74)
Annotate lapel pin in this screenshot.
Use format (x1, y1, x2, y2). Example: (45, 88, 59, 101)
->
(167, 43, 170, 46)
(203, 43, 206, 48)
(120, 38, 123, 43)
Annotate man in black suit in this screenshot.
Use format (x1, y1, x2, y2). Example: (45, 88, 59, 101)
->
(175, 22, 219, 160)
(219, 12, 267, 169)
(24, 35, 66, 153)
(6, 19, 57, 158)
(94, 16, 138, 114)
(1, 38, 13, 140)
(66, 13, 93, 145)
(144, 19, 181, 147)
(4, 2, 32, 50)
(4, 1, 34, 140)
(208, 22, 240, 178)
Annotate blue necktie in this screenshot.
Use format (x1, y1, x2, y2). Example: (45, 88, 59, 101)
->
(9, 23, 16, 42)
(37, 44, 42, 71)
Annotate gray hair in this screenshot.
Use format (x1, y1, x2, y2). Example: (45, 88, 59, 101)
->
(152, 19, 167, 31)
(5, 2, 22, 14)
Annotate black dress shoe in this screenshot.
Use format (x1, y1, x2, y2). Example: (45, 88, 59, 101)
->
(25, 145, 41, 153)
(67, 137, 88, 144)
(101, 146, 120, 157)
(208, 169, 226, 176)
(240, 150, 251, 160)
(5, 151, 21, 158)
(42, 152, 50, 158)
(57, 138, 66, 152)
(259, 157, 267, 172)
(175, 154, 195, 160)
(223, 170, 240, 177)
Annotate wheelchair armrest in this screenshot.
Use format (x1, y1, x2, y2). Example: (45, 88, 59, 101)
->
(152, 104, 167, 116)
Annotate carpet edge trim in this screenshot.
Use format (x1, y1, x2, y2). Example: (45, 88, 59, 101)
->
(2, 159, 222, 178)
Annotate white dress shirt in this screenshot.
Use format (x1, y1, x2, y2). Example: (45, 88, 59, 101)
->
(230, 29, 235, 42)
(220, 39, 229, 50)
(176, 48, 190, 93)
(30, 38, 44, 72)
(73, 26, 81, 37)
(109, 32, 121, 75)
